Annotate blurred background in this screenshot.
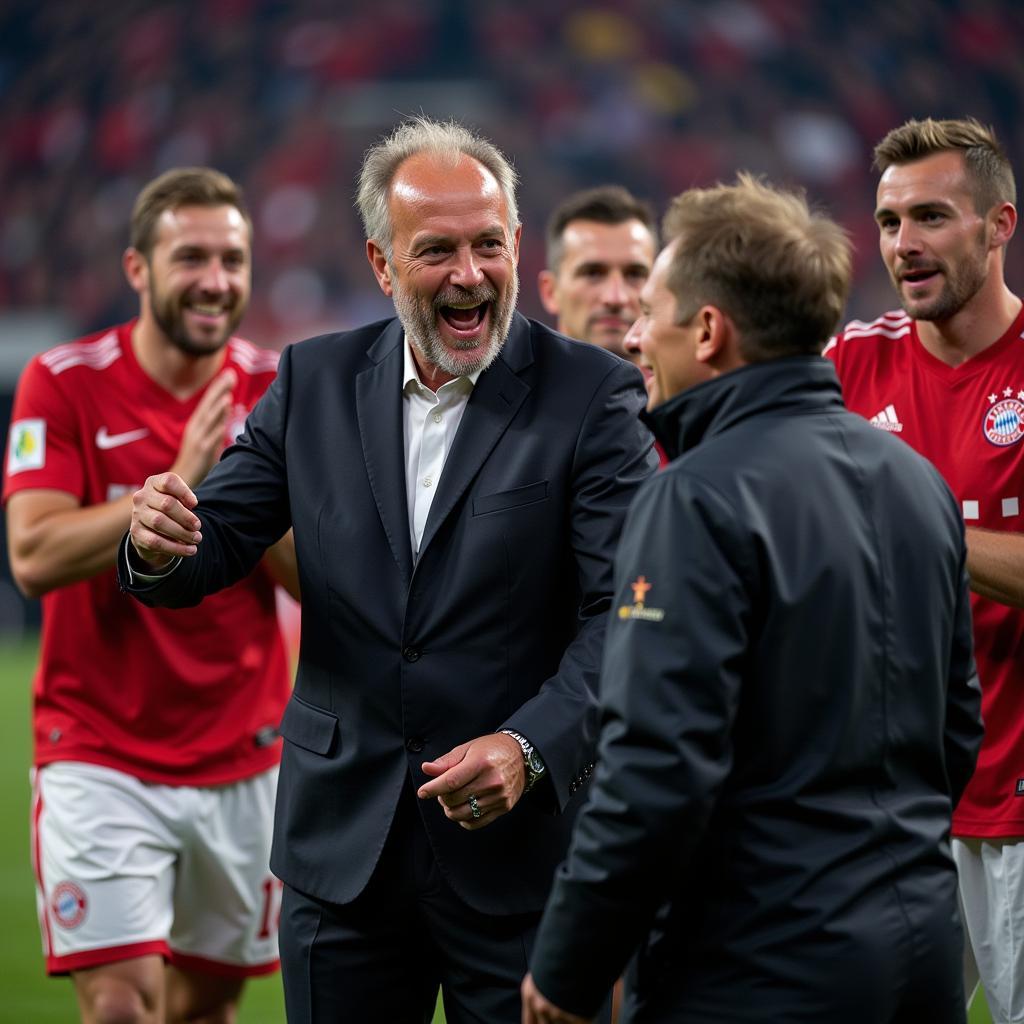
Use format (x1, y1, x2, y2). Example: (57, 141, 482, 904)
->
(0, 0, 1022, 613)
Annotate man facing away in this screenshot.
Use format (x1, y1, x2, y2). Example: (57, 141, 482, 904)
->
(522, 174, 983, 1023)
(117, 118, 655, 1023)
(825, 116, 1024, 1024)
(3, 168, 297, 1023)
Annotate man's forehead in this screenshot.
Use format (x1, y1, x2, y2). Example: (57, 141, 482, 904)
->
(390, 152, 503, 214)
(562, 218, 654, 259)
(876, 151, 972, 207)
(154, 204, 250, 246)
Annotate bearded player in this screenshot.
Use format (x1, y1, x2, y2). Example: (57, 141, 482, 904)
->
(825, 118, 1023, 1024)
(4, 168, 297, 1024)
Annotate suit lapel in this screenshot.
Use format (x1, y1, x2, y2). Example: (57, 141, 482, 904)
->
(356, 321, 414, 584)
(418, 315, 534, 559)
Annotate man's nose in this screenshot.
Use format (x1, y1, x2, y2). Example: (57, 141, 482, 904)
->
(894, 221, 923, 258)
(449, 249, 485, 289)
(600, 271, 629, 308)
(623, 316, 644, 355)
(199, 260, 230, 293)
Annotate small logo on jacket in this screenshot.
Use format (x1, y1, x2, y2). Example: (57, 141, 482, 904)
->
(869, 405, 903, 433)
(618, 575, 665, 622)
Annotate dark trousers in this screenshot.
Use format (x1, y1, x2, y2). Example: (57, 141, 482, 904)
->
(280, 787, 605, 1023)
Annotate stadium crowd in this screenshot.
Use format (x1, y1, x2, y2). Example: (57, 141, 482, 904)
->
(2, 0, 1023, 349)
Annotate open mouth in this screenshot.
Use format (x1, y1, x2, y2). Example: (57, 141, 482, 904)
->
(438, 301, 489, 339)
(900, 267, 939, 287)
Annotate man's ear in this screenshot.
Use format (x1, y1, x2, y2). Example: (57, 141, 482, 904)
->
(367, 240, 393, 297)
(537, 270, 560, 316)
(694, 306, 725, 364)
(989, 201, 1017, 250)
(695, 305, 745, 371)
(123, 247, 148, 296)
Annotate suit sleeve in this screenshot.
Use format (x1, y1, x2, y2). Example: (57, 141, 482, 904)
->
(945, 543, 984, 807)
(505, 357, 658, 809)
(529, 470, 755, 1017)
(118, 344, 293, 606)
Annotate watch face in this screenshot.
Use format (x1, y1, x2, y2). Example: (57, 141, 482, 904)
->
(527, 750, 545, 774)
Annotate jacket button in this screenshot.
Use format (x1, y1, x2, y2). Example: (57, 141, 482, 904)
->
(406, 737, 424, 753)
(402, 646, 421, 662)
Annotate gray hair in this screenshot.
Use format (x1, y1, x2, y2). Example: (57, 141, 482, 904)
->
(356, 116, 520, 260)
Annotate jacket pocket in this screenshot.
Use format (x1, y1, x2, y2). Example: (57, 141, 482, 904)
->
(472, 480, 549, 516)
(278, 694, 339, 756)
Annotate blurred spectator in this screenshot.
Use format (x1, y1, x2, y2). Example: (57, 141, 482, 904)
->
(0, 0, 1022, 351)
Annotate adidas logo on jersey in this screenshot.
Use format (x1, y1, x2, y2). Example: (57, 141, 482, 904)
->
(870, 405, 904, 433)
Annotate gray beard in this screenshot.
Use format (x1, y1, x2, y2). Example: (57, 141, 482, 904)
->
(391, 272, 519, 379)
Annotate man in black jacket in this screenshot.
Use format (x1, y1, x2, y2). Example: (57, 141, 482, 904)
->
(522, 174, 984, 1024)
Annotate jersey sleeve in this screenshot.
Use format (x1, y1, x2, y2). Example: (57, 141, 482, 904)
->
(3, 357, 86, 504)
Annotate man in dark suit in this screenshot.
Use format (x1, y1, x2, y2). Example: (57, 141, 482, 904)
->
(522, 175, 983, 1023)
(118, 117, 655, 1023)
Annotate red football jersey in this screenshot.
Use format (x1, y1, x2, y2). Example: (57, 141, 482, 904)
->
(3, 321, 291, 786)
(826, 305, 1024, 837)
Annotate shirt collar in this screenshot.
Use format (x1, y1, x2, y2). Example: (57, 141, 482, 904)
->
(402, 337, 482, 396)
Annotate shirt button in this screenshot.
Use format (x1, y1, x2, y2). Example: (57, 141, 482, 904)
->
(433, 412, 442, 423)
(403, 646, 421, 662)
(423, 476, 432, 488)
(406, 736, 424, 753)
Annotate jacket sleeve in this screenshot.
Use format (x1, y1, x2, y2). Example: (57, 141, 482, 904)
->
(502, 357, 658, 810)
(945, 545, 983, 807)
(529, 469, 755, 1017)
(118, 344, 293, 607)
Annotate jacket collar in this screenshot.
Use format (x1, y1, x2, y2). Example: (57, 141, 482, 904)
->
(642, 356, 844, 461)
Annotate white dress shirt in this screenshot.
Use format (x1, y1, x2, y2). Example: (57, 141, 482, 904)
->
(402, 340, 480, 557)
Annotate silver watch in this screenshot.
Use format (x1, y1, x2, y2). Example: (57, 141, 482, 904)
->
(501, 729, 546, 791)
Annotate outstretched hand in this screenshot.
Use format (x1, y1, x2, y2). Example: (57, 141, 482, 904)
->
(417, 733, 525, 830)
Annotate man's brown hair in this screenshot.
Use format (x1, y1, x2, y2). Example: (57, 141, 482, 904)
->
(662, 173, 851, 362)
(130, 167, 252, 258)
(545, 185, 656, 273)
(873, 117, 1016, 213)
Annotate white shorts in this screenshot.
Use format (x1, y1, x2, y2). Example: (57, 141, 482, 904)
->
(31, 761, 283, 978)
(954, 836, 1024, 1024)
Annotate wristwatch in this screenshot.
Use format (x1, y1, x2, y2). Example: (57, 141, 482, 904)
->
(500, 729, 546, 791)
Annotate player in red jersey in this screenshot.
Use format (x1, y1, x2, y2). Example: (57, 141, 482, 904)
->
(825, 117, 1023, 1024)
(3, 168, 296, 1024)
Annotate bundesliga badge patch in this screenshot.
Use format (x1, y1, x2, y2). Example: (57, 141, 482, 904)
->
(984, 390, 1024, 447)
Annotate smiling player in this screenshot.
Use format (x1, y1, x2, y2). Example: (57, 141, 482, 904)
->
(3, 167, 296, 1024)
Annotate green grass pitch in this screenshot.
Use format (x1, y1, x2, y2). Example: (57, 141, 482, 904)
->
(0, 636, 990, 1022)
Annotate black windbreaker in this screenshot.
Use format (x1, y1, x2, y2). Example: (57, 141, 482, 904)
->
(532, 356, 982, 1022)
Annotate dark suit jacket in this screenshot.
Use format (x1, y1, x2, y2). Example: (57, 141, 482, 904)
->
(119, 312, 656, 915)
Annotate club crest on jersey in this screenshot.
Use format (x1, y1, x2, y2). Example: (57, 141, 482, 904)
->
(984, 389, 1024, 447)
(618, 575, 665, 622)
(7, 418, 46, 474)
(51, 880, 88, 930)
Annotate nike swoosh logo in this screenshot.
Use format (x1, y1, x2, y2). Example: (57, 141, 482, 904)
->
(95, 426, 150, 450)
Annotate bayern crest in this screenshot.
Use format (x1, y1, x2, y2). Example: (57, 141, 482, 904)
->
(985, 395, 1024, 446)
(51, 880, 88, 929)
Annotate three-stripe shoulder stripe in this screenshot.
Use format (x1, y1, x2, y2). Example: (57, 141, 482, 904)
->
(40, 332, 122, 376)
(840, 311, 912, 342)
(228, 338, 279, 374)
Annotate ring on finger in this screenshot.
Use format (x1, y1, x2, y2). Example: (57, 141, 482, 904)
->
(468, 794, 482, 819)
